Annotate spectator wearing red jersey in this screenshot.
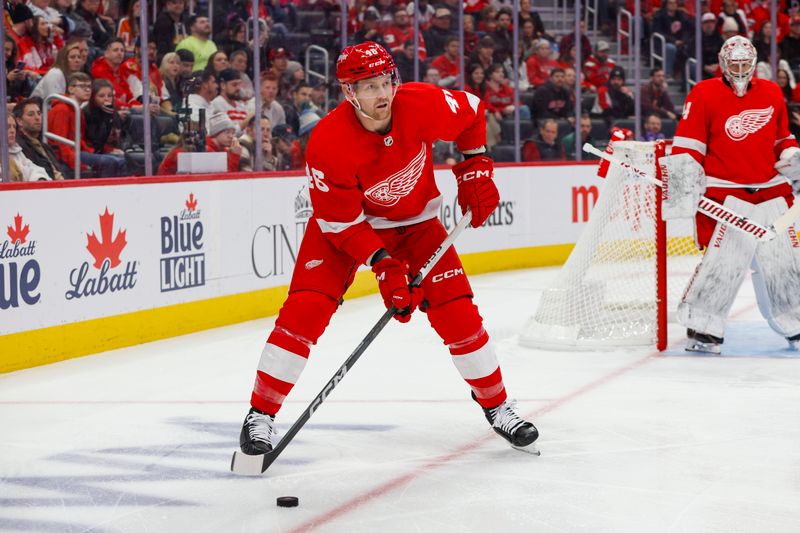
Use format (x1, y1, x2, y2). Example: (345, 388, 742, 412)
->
(462, 14, 479, 56)
(583, 40, 615, 91)
(484, 63, 531, 147)
(17, 16, 62, 76)
(121, 40, 168, 108)
(751, 0, 789, 43)
(595, 66, 634, 124)
(526, 40, 559, 87)
(91, 38, 135, 109)
(383, 6, 426, 59)
(430, 36, 460, 88)
(7, 4, 34, 49)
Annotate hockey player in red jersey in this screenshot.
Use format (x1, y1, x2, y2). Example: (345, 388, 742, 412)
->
(666, 35, 800, 353)
(238, 42, 539, 457)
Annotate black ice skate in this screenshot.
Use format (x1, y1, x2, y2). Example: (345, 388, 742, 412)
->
(239, 407, 275, 455)
(787, 333, 800, 350)
(475, 393, 540, 454)
(685, 329, 723, 354)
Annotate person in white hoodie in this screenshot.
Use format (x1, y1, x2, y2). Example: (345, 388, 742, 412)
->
(6, 115, 50, 181)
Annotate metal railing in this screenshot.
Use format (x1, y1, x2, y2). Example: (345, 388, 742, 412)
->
(650, 32, 666, 69)
(686, 57, 698, 90)
(43, 94, 81, 179)
(585, 0, 599, 31)
(305, 45, 330, 113)
(616, 8, 633, 74)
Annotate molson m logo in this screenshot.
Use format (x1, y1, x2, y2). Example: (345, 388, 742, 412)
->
(65, 208, 138, 299)
(160, 193, 205, 292)
(0, 213, 40, 309)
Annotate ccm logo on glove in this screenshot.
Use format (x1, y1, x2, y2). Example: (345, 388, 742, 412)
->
(452, 155, 500, 228)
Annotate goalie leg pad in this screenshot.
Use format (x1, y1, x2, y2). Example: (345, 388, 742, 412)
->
(751, 197, 800, 337)
(679, 196, 760, 338)
(659, 153, 706, 220)
(251, 290, 339, 414)
(426, 297, 507, 408)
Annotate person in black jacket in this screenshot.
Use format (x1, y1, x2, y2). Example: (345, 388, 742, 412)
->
(651, 0, 693, 78)
(700, 12, 724, 79)
(532, 67, 571, 122)
(83, 78, 127, 176)
(153, 0, 189, 62)
(13, 98, 66, 180)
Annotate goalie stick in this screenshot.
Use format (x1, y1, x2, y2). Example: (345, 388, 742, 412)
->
(583, 143, 782, 242)
(230, 211, 473, 476)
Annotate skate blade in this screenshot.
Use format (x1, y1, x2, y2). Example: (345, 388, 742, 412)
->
(230, 450, 269, 475)
(685, 340, 721, 355)
(512, 443, 541, 456)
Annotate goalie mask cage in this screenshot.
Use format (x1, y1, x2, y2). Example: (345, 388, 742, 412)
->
(521, 141, 703, 351)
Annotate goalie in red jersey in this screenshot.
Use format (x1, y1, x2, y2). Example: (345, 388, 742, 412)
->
(662, 35, 800, 353)
(238, 42, 539, 457)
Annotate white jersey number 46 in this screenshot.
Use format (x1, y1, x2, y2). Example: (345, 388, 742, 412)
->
(306, 165, 330, 192)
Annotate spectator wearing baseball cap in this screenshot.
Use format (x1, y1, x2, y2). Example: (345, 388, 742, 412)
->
(583, 39, 617, 90)
(700, 12, 724, 79)
(353, 8, 387, 49)
(424, 7, 454, 58)
(596, 65, 634, 125)
(272, 123, 299, 170)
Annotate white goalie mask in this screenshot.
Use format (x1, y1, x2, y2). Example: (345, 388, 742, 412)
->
(718, 36, 757, 97)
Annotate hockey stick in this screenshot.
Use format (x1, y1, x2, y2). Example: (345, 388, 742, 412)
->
(583, 143, 778, 242)
(231, 211, 473, 475)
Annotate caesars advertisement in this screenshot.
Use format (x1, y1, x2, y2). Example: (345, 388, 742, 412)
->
(0, 164, 599, 337)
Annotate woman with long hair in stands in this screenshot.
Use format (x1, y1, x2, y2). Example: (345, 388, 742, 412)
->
(30, 39, 84, 99)
(204, 50, 229, 78)
(465, 63, 486, 98)
(17, 16, 63, 76)
(116, 0, 140, 54)
(4, 36, 37, 101)
(160, 52, 183, 113)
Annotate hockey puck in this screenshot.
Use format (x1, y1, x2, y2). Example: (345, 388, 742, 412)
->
(276, 496, 299, 508)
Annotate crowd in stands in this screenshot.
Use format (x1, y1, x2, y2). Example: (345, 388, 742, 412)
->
(5, 0, 800, 180)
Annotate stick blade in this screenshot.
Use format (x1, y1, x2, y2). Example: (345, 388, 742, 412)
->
(230, 450, 271, 475)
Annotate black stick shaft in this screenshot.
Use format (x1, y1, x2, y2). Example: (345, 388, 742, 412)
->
(260, 212, 472, 472)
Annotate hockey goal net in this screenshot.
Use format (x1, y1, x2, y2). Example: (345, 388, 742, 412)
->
(520, 141, 702, 350)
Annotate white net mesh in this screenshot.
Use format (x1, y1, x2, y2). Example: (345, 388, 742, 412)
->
(521, 141, 702, 349)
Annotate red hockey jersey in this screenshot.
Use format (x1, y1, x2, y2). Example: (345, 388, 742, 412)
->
(672, 77, 798, 187)
(304, 82, 485, 264)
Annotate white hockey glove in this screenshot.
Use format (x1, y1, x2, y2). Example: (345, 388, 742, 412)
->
(659, 153, 706, 220)
(774, 147, 800, 181)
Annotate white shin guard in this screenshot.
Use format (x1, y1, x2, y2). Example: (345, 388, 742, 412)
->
(751, 197, 800, 338)
(678, 196, 761, 338)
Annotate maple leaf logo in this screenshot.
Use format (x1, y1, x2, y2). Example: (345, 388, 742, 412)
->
(86, 208, 127, 269)
(6, 213, 30, 244)
(185, 193, 198, 212)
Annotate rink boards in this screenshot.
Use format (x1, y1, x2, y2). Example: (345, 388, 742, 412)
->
(0, 163, 598, 372)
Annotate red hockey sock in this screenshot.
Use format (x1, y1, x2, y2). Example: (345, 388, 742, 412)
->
(426, 297, 507, 408)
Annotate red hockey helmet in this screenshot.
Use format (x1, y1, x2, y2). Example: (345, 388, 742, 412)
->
(336, 42, 397, 85)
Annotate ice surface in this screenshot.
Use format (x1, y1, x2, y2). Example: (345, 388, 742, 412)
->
(1, 268, 799, 532)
